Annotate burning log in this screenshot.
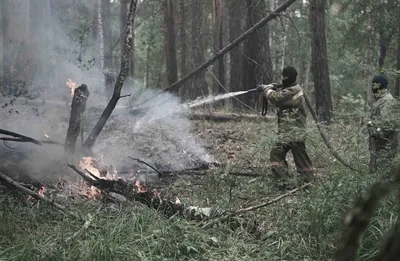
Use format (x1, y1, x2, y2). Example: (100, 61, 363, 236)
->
(67, 162, 213, 220)
(64, 84, 90, 155)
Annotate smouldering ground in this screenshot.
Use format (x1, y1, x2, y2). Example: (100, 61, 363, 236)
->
(0, 117, 394, 261)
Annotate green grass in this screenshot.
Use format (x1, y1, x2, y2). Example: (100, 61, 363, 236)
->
(1, 119, 399, 260)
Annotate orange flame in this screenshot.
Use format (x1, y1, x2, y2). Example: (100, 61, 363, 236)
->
(80, 157, 101, 178)
(135, 180, 146, 193)
(79, 156, 115, 198)
(38, 186, 46, 196)
(66, 79, 78, 97)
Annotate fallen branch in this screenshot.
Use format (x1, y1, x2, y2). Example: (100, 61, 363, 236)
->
(0, 171, 81, 220)
(83, 0, 138, 151)
(188, 112, 273, 122)
(0, 128, 42, 145)
(202, 182, 311, 228)
(303, 92, 358, 172)
(0, 137, 63, 145)
(127, 156, 162, 177)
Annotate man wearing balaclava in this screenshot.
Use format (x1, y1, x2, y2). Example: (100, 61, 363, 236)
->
(368, 74, 398, 172)
(256, 66, 314, 188)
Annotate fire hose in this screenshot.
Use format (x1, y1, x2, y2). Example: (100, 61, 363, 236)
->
(246, 88, 268, 116)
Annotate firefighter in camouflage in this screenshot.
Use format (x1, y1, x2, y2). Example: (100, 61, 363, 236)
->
(257, 66, 314, 187)
(368, 74, 399, 172)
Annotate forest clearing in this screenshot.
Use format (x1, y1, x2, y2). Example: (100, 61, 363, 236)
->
(1, 0, 400, 260)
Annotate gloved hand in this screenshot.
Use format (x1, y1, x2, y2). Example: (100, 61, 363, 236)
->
(367, 121, 384, 138)
(256, 84, 274, 92)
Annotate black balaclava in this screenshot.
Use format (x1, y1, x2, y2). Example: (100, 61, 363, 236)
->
(282, 66, 298, 87)
(372, 74, 388, 93)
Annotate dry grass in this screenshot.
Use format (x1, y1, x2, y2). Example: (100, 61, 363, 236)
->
(0, 117, 397, 260)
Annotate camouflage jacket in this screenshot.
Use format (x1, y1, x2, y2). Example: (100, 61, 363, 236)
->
(370, 89, 399, 149)
(263, 83, 307, 142)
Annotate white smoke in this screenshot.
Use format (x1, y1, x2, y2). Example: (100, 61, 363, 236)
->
(0, 0, 215, 183)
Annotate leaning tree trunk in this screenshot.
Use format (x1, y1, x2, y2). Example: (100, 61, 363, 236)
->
(1, 0, 11, 95)
(212, 0, 226, 98)
(228, 0, 244, 110)
(309, 0, 333, 124)
(163, 0, 179, 93)
(177, 0, 188, 100)
(242, 0, 273, 109)
(83, 0, 137, 151)
(190, 0, 208, 99)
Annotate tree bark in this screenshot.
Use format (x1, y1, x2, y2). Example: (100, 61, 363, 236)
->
(83, 0, 137, 151)
(177, 0, 188, 99)
(64, 85, 90, 155)
(242, 0, 273, 109)
(163, 0, 179, 93)
(103, 0, 114, 97)
(1, 0, 11, 95)
(212, 0, 226, 98)
(97, 0, 105, 72)
(190, 0, 208, 99)
(395, 28, 400, 98)
(228, 0, 244, 109)
(159, 0, 296, 95)
(309, 0, 333, 124)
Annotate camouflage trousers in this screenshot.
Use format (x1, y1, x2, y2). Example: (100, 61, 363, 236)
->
(270, 141, 314, 184)
(369, 139, 397, 173)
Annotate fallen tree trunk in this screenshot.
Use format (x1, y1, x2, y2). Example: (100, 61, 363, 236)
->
(64, 84, 90, 154)
(188, 112, 273, 122)
(83, 0, 138, 151)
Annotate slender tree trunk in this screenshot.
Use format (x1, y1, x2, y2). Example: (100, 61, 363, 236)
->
(280, 14, 288, 72)
(145, 4, 156, 89)
(395, 28, 400, 98)
(228, 0, 244, 109)
(84, 0, 137, 151)
(309, 0, 333, 124)
(242, 0, 273, 109)
(163, 0, 179, 93)
(365, 12, 374, 109)
(1, 0, 11, 95)
(97, 0, 105, 71)
(103, 0, 114, 97)
(190, 0, 208, 99)
(178, 0, 188, 99)
(212, 0, 225, 97)
(120, 0, 128, 69)
(64, 85, 90, 155)
(270, 0, 276, 75)
(103, 0, 112, 71)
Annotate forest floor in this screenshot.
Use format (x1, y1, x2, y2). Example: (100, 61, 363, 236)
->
(0, 116, 397, 261)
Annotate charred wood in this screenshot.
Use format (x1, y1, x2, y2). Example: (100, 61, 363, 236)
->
(64, 84, 90, 155)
